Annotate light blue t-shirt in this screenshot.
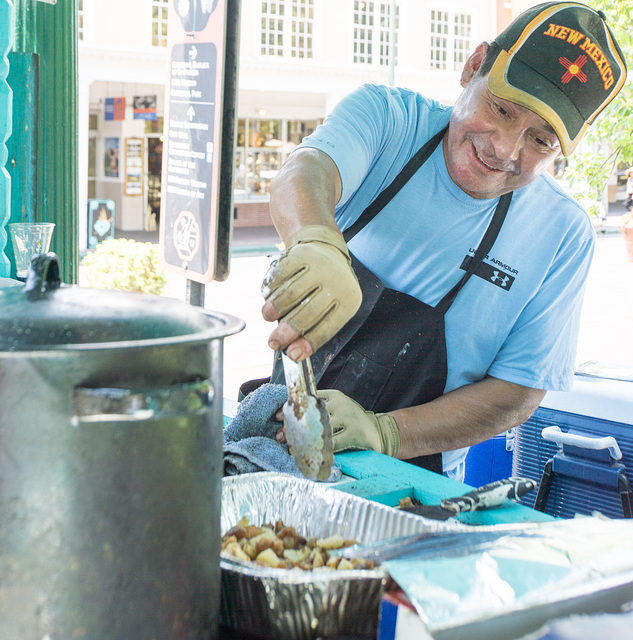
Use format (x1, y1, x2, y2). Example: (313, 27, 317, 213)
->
(298, 84, 595, 473)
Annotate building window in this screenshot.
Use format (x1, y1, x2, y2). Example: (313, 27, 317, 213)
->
(144, 117, 164, 135)
(78, 0, 84, 40)
(261, 0, 313, 59)
(152, 0, 169, 47)
(292, 0, 313, 59)
(234, 118, 319, 200)
(429, 9, 471, 71)
(453, 12, 472, 70)
(429, 10, 448, 70)
(379, 2, 398, 66)
(261, 1, 285, 56)
(353, 1, 398, 66)
(353, 1, 373, 64)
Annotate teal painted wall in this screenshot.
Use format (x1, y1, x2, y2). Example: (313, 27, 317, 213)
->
(0, 0, 12, 278)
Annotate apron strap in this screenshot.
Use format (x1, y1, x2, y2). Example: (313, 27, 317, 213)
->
(340, 118, 513, 315)
(343, 125, 448, 243)
(435, 191, 513, 314)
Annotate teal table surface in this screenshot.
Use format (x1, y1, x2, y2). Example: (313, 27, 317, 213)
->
(333, 450, 553, 526)
(222, 408, 553, 526)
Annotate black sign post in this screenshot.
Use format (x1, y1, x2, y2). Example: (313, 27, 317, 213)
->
(160, 0, 241, 304)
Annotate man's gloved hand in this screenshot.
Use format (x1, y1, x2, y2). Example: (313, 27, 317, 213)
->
(318, 389, 400, 457)
(261, 225, 362, 353)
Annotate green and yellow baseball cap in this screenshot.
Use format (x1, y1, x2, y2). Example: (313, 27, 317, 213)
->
(487, 2, 627, 156)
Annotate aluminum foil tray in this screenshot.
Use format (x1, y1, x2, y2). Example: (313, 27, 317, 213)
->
(220, 472, 462, 640)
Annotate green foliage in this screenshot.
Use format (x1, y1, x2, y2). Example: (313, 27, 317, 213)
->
(81, 238, 168, 295)
(563, 0, 633, 214)
(564, 149, 616, 218)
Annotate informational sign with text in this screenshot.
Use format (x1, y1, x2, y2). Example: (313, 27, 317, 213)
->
(159, 0, 239, 283)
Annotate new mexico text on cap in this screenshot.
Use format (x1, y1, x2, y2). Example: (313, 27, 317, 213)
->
(487, 1, 627, 156)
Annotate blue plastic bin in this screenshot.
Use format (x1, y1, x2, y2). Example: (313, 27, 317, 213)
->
(464, 432, 513, 486)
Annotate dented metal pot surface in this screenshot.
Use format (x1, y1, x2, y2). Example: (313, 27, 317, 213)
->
(0, 254, 244, 640)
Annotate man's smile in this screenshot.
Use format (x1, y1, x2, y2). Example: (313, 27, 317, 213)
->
(474, 146, 503, 172)
(471, 140, 518, 175)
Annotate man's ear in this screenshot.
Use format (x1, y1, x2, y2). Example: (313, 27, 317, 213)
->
(460, 42, 489, 88)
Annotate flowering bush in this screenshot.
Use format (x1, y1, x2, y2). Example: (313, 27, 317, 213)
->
(81, 238, 167, 295)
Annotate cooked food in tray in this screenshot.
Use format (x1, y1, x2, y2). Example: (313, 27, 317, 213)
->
(221, 516, 377, 571)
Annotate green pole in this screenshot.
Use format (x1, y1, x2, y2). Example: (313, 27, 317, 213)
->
(35, 0, 78, 283)
(5, 0, 78, 284)
(0, 0, 12, 278)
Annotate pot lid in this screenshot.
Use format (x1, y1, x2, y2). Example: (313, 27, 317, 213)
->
(0, 253, 244, 351)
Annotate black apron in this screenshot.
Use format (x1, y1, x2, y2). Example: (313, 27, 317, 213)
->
(260, 126, 512, 474)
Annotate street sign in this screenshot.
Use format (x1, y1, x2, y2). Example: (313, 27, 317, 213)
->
(159, 0, 240, 284)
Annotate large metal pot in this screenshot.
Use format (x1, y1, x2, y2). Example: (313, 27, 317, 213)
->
(0, 254, 244, 640)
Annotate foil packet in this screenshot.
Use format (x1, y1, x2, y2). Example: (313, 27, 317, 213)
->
(385, 515, 633, 640)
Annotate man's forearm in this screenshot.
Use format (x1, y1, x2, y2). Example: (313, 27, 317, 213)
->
(389, 376, 546, 459)
(269, 148, 342, 246)
(263, 148, 357, 361)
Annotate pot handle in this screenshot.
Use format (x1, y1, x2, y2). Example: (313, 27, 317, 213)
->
(24, 252, 62, 297)
(72, 379, 214, 424)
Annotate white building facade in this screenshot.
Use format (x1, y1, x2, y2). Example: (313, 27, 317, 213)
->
(78, 0, 542, 248)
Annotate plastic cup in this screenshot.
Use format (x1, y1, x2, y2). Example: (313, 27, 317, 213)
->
(9, 222, 56, 280)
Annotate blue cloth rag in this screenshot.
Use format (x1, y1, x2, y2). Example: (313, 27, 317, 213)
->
(223, 383, 341, 482)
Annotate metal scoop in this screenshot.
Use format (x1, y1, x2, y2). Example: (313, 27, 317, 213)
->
(281, 353, 335, 481)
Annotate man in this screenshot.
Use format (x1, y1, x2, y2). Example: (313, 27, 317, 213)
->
(259, 2, 627, 479)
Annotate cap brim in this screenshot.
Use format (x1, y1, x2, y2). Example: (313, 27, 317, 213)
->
(488, 50, 589, 157)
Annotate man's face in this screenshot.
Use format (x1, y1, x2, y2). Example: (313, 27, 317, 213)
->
(444, 73, 563, 199)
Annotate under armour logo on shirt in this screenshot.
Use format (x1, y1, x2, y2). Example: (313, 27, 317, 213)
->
(460, 256, 516, 291)
(491, 271, 511, 287)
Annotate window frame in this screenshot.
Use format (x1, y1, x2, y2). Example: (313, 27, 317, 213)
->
(260, 0, 314, 60)
(428, 6, 473, 72)
(233, 117, 320, 202)
(150, 0, 169, 48)
(352, 0, 399, 68)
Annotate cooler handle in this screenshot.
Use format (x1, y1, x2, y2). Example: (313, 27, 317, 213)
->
(541, 425, 622, 460)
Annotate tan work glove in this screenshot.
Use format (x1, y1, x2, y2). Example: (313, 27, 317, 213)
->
(318, 389, 400, 458)
(262, 226, 362, 352)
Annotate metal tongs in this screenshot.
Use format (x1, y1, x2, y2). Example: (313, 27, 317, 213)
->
(330, 522, 543, 564)
(281, 353, 335, 481)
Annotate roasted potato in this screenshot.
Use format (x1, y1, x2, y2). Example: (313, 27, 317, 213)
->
(220, 518, 376, 572)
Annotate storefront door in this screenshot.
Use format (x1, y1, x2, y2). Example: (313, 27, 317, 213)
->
(146, 136, 163, 231)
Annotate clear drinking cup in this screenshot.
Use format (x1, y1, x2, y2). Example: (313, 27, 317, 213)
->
(9, 222, 56, 281)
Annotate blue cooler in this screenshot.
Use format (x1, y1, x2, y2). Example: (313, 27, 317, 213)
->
(513, 375, 633, 519)
(464, 431, 514, 486)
